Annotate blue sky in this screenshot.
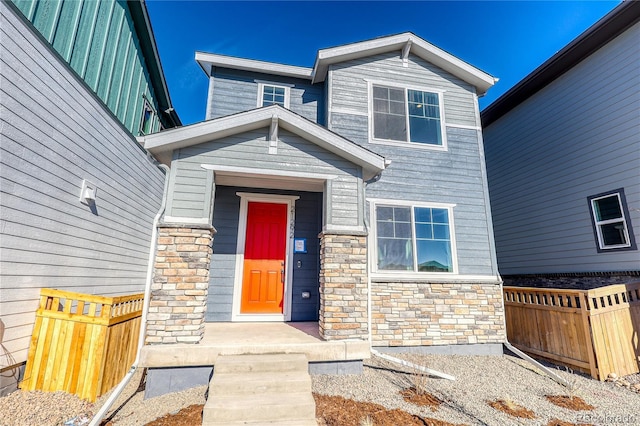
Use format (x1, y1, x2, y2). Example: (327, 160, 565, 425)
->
(146, 0, 621, 126)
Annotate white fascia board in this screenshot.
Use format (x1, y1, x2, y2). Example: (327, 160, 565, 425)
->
(195, 52, 313, 80)
(142, 106, 386, 178)
(312, 32, 497, 95)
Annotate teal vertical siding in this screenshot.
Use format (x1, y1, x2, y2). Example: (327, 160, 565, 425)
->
(11, 0, 165, 135)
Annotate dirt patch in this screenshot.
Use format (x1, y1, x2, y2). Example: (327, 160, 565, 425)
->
(143, 404, 203, 426)
(400, 387, 442, 409)
(315, 394, 466, 426)
(545, 395, 595, 411)
(546, 419, 595, 426)
(487, 399, 536, 419)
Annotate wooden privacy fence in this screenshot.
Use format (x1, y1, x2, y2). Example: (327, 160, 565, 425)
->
(504, 283, 640, 380)
(20, 289, 144, 401)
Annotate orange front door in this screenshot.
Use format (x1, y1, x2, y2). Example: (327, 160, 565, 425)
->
(240, 202, 288, 314)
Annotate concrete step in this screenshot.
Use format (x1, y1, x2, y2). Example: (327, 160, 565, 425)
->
(203, 392, 316, 423)
(202, 354, 317, 426)
(208, 370, 311, 395)
(213, 353, 308, 374)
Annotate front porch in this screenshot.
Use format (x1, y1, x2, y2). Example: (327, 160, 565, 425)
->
(140, 322, 370, 368)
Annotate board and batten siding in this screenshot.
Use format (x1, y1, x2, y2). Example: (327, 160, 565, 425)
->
(206, 186, 321, 322)
(483, 22, 640, 275)
(325, 51, 496, 276)
(206, 68, 324, 124)
(167, 128, 363, 229)
(0, 2, 165, 370)
(10, 0, 163, 135)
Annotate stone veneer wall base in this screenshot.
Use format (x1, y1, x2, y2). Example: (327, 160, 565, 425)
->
(371, 281, 506, 347)
(146, 225, 214, 344)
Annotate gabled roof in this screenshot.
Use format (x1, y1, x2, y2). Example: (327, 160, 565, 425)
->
(482, 1, 640, 128)
(195, 32, 497, 96)
(140, 105, 387, 180)
(311, 32, 497, 95)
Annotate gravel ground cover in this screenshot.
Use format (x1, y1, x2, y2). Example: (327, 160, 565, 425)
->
(1, 353, 638, 425)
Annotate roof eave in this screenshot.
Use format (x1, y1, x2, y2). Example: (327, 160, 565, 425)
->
(129, 0, 181, 127)
(195, 52, 313, 80)
(481, 0, 640, 127)
(142, 106, 386, 178)
(311, 32, 497, 94)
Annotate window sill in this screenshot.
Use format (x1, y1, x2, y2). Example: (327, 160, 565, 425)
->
(370, 273, 502, 284)
(369, 138, 448, 152)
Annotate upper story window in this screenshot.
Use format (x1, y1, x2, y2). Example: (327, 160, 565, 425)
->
(588, 189, 636, 252)
(257, 82, 291, 108)
(139, 99, 156, 135)
(371, 84, 445, 148)
(373, 201, 456, 273)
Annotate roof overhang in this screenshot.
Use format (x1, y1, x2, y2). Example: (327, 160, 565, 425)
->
(140, 105, 387, 180)
(128, 1, 181, 127)
(311, 32, 497, 96)
(482, 1, 640, 128)
(196, 52, 313, 80)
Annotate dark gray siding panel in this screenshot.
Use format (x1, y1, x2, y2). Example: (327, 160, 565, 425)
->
(0, 2, 164, 366)
(483, 22, 640, 274)
(205, 186, 321, 322)
(206, 186, 239, 321)
(207, 68, 324, 124)
(290, 192, 322, 321)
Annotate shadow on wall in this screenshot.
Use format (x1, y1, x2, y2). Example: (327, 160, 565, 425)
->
(0, 319, 24, 396)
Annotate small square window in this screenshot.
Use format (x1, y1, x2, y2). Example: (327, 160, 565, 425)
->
(588, 189, 636, 252)
(258, 83, 290, 108)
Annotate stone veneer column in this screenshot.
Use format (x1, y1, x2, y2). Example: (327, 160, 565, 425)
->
(146, 225, 214, 344)
(318, 232, 368, 340)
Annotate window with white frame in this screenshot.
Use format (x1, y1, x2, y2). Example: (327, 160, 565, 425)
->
(372, 85, 444, 146)
(139, 99, 155, 135)
(258, 83, 290, 108)
(588, 189, 636, 251)
(374, 203, 455, 273)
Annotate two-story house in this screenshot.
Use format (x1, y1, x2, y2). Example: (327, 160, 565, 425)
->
(482, 1, 639, 290)
(0, 0, 179, 395)
(137, 32, 505, 396)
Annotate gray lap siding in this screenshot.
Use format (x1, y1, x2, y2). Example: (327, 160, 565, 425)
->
(167, 128, 364, 230)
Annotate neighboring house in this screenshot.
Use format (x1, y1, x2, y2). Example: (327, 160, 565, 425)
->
(0, 0, 179, 395)
(137, 31, 506, 376)
(482, 1, 639, 290)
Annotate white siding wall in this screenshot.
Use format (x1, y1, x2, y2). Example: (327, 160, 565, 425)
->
(483, 23, 640, 274)
(0, 3, 164, 369)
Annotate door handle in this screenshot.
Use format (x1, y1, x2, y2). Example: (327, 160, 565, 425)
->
(281, 270, 285, 284)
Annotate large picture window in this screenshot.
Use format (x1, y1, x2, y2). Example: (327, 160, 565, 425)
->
(372, 85, 444, 146)
(375, 203, 455, 273)
(588, 189, 636, 251)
